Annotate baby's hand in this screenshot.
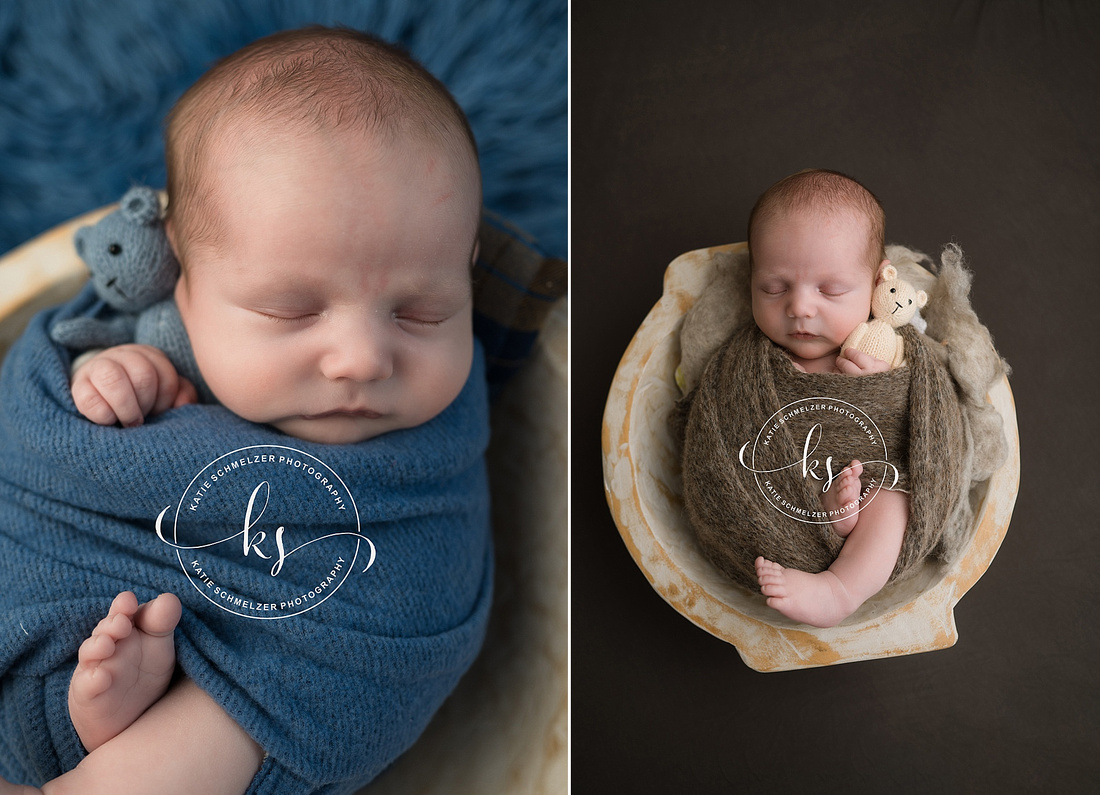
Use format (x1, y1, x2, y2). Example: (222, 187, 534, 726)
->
(71, 344, 198, 427)
(835, 347, 890, 376)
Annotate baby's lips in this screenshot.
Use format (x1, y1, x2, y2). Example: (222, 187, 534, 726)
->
(301, 408, 384, 420)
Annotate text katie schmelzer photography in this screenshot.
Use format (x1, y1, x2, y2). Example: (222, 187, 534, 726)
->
(737, 397, 900, 523)
(156, 445, 376, 619)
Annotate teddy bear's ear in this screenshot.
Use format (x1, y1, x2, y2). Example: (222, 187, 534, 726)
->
(916, 289, 928, 308)
(74, 227, 89, 259)
(880, 263, 899, 282)
(119, 186, 161, 226)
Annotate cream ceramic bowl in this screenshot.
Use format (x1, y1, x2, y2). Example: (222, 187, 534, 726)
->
(602, 243, 1020, 672)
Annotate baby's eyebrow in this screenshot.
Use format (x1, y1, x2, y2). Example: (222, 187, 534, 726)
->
(405, 271, 472, 301)
(443, 259, 476, 293)
(235, 283, 315, 306)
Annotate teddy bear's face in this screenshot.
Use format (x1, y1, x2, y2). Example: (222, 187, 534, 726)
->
(73, 187, 179, 313)
(870, 270, 927, 328)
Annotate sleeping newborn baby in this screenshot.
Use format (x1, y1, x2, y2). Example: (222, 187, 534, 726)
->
(681, 169, 967, 629)
(0, 26, 490, 794)
(744, 169, 907, 628)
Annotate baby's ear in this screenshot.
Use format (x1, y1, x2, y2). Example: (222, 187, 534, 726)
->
(164, 216, 181, 259)
(916, 289, 928, 309)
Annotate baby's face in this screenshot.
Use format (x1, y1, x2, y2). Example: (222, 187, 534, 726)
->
(750, 208, 879, 370)
(172, 128, 480, 444)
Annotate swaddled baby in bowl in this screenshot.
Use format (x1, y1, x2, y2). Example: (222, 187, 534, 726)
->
(681, 169, 965, 629)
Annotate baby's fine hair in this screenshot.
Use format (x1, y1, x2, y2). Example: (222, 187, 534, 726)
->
(747, 169, 886, 270)
(164, 26, 478, 260)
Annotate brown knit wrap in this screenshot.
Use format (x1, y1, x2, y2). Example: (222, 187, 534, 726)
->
(680, 322, 968, 592)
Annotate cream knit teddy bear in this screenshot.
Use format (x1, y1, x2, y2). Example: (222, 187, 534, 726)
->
(841, 263, 927, 369)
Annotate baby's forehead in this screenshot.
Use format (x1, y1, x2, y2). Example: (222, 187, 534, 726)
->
(754, 203, 875, 257)
(752, 256, 868, 280)
(764, 201, 871, 234)
(195, 119, 480, 218)
(229, 255, 472, 292)
(751, 237, 876, 283)
(209, 114, 478, 188)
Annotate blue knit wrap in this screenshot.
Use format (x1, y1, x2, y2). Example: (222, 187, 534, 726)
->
(0, 285, 493, 793)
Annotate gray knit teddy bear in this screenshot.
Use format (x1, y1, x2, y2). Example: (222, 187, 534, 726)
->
(51, 186, 178, 349)
(52, 186, 210, 401)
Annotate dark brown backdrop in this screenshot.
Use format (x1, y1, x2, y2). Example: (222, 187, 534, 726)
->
(571, 1, 1099, 791)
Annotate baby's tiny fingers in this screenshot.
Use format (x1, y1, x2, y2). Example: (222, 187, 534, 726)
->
(147, 363, 184, 417)
(834, 355, 861, 375)
(840, 348, 889, 374)
(117, 354, 166, 419)
(173, 378, 200, 409)
(71, 380, 121, 426)
(85, 358, 146, 427)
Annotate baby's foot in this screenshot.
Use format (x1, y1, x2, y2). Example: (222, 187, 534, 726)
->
(68, 591, 181, 752)
(822, 459, 864, 537)
(755, 557, 856, 628)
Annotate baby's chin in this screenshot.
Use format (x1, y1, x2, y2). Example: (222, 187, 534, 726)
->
(777, 340, 843, 373)
(269, 415, 403, 445)
(777, 337, 839, 360)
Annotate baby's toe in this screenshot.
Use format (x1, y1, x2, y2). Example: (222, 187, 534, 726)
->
(72, 663, 113, 700)
(78, 633, 116, 665)
(760, 581, 788, 598)
(93, 611, 135, 642)
(755, 556, 780, 574)
(108, 591, 140, 618)
(756, 560, 788, 595)
(134, 593, 182, 638)
(89, 592, 139, 641)
(757, 567, 782, 583)
(764, 596, 790, 612)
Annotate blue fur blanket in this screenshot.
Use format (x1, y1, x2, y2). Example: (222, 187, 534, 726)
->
(0, 0, 566, 259)
(0, 288, 492, 793)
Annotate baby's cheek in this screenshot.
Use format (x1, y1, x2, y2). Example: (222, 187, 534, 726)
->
(197, 342, 283, 417)
(418, 336, 473, 419)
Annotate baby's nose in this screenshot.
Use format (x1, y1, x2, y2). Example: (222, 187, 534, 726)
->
(320, 318, 394, 382)
(786, 290, 817, 318)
